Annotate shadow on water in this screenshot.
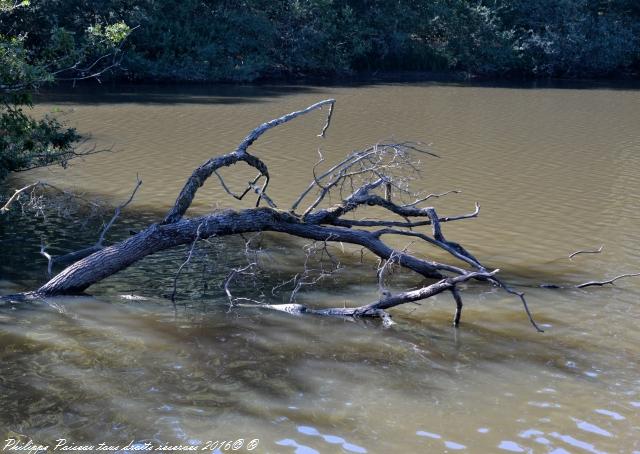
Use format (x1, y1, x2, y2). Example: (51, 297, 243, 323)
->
(35, 82, 326, 106)
(0, 283, 632, 445)
(0, 198, 591, 304)
(33, 76, 640, 108)
(0, 204, 629, 371)
(2, 206, 639, 451)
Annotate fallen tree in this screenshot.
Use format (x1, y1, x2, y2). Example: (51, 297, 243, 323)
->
(3, 100, 635, 330)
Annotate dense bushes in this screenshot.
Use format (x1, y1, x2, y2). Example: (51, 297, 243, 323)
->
(1, 1, 129, 180)
(496, 0, 640, 76)
(2, 0, 638, 82)
(0, 104, 80, 180)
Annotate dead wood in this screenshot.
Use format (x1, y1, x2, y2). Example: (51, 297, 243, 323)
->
(6, 100, 636, 330)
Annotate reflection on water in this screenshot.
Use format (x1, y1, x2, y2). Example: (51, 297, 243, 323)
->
(2, 81, 640, 452)
(1, 288, 638, 453)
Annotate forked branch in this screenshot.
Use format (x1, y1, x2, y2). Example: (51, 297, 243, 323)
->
(5, 99, 631, 332)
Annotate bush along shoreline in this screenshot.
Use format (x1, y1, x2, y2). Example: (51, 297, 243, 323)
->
(3, 0, 639, 83)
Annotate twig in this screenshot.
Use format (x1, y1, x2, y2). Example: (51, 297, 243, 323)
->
(39, 240, 54, 277)
(497, 282, 544, 333)
(213, 170, 261, 201)
(401, 190, 461, 207)
(224, 263, 259, 306)
(248, 182, 277, 208)
(569, 245, 604, 260)
(317, 102, 334, 138)
(96, 175, 142, 246)
(450, 286, 463, 327)
(576, 273, 640, 288)
(377, 251, 399, 298)
(1, 181, 42, 213)
(171, 223, 203, 303)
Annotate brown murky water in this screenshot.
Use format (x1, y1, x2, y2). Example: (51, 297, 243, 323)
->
(1, 81, 640, 453)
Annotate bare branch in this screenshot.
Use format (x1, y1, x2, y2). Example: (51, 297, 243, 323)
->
(401, 190, 461, 207)
(224, 263, 259, 307)
(292, 142, 419, 215)
(497, 283, 544, 333)
(291, 149, 365, 213)
(576, 273, 640, 288)
(213, 170, 260, 201)
(1, 181, 43, 214)
(237, 99, 335, 154)
(315, 269, 500, 317)
(569, 245, 604, 260)
(331, 203, 478, 228)
(248, 182, 277, 209)
(40, 240, 54, 277)
(96, 175, 142, 247)
(164, 99, 335, 224)
(317, 102, 334, 138)
(12, 99, 615, 333)
(171, 223, 203, 303)
(377, 251, 400, 298)
(450, 286, 463, 327)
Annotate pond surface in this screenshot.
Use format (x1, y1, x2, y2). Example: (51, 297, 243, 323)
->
(1, 81, 640, 453)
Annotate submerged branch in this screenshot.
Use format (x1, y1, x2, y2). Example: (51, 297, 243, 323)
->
(6, 99, 626, 332)
(1, 181, 42, 213)
(171, 223, 203, 303)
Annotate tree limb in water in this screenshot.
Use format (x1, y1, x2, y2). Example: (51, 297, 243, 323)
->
(6, 99, 631, 331)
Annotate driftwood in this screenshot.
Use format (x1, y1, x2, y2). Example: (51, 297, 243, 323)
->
(5, 100, 638, 330)
(568, 245, 604, 260)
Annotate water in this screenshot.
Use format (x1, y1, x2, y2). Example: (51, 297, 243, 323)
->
(1, 81, 640, 452)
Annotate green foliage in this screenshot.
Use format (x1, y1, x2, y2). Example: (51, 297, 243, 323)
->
(0, 104, 80, 180)
(0, 2, 130, 180)
(133, 0, 638, 79)
(495, 0, 640, 76)
(87, 21, 131, 47)
(0, 34, 52, 90)
(2, 0, 638, 83)
(0, 1, 30, 12)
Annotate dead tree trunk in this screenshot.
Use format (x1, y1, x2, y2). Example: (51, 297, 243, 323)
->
(18, 99, 547, 329)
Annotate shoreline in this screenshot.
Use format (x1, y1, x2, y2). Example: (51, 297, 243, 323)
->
(39, 70, 640, 97)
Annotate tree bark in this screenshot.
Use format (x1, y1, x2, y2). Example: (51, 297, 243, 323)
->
(14, 100, 553, 330)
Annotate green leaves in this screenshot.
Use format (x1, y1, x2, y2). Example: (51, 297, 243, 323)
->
(0, 34, 51, 92)
(2, 0, 639, 83)
(0, 2, 131, 180)
(0, 0, 30, 13)
(87, 22, 131, 48)
(0, 105, 80, 180)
